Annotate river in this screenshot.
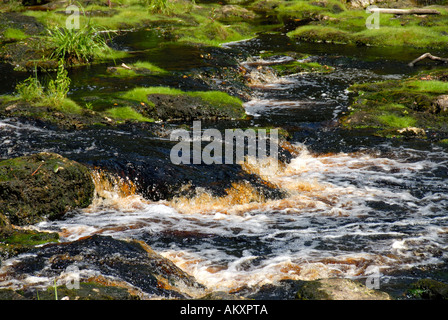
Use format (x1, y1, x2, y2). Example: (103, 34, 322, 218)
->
(1, 30, 448, 299)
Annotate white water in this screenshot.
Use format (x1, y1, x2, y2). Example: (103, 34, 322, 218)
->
(24, 142, 448, 293)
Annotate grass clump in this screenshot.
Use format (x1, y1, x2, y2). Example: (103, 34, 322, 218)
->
(48, 24, 112, 65)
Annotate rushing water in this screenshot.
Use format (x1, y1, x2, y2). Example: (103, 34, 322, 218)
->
(1, 32, 448, 298)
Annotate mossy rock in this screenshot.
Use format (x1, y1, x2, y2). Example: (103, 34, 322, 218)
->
(0, 229, 59, 259)
(0, 289, 27, 300)
(0, 152, 95, 226)
(407, 279, 448, 300)
(35, 282, 140, 300)
(296, 278, 391, 300)
(0, 100, 116, 129)
(341, 70, 448, 138)
(122, 87, 246, 121)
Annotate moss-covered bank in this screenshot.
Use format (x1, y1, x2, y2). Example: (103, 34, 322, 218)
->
(341, 68, 448, 139)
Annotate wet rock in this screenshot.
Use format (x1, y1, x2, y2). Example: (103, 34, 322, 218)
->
(0, 152, 95, 226)
(407, 279, 448, 300)
(0, 13, 53, 71)
(295, 278, 392, 300)
(144, 93, 245, 121)
(0, 289, 27, 300)
(0, 100, 116, 129)
(32, 282, 140, 300)
(8, 235, 205, 299)
(0, 229, 59, 261)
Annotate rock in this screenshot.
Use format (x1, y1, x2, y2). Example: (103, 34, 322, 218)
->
(8, 235, 206, 299)
(0, 152, 95, 226)
(343, 0, 414, 9)
(216, 5, 257, 20)
(33, 282, 140, 300)
(144, 93, 245, 121)
(432, 95, 448, 114)
(0, 229, 59, 260)
(397, 126, 426, 138)
(407, 279, 448, 300)
(296, 278, 392, 300)
(0, 289, 27, 300)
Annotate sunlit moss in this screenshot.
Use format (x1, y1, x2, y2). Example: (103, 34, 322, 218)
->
(105, 106, 154, 122)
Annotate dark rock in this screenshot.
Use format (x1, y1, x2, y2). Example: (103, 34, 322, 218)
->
(144, 93, 245, 122)
(407, 279, 448, 300)
(8, 235, 206, 299)
(0, 289, 27, 300)
(0, 152, 95, 225)
(32, 282, 140, 300)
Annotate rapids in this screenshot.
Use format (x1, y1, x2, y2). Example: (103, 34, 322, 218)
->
(1, 32, 448, 298)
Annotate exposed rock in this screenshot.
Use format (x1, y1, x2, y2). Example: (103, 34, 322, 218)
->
(0, 289, 27, 300)
(0, 229, 59, 261)
(296, 278, 392, 300)
(144, 93, 245, 121)
(432, 95, 448, 114)
(7, 235, 206, 299)
(407, 279, 448, 300)
(0, 152, 95, 226)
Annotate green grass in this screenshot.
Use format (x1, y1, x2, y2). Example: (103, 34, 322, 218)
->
(48, 24, 112, 64)
(105, 106, 154, 122)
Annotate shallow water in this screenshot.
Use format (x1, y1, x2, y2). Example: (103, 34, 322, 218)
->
(1, 32, 448, 298)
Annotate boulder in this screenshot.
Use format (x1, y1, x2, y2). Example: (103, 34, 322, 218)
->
(432, 95, 448, 114)
(8, 235, 206, 299)
(0, 152, 95, 226)
(296, 278, 392, 300)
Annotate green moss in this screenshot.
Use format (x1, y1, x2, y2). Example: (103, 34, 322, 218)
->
(107, 61, 168, 78)
(122, 86, 183, 102)
(0, 229, 59, 259)
(271, 60, 334, 75)
(285, 3, 448, 49)
(376, 114, 417, 128)
(342, 69, 448, 137)
(3, 28, 28, 41)
(1, 230, 59, 247)
(105, 106, 154, 122)
(132, 61, 167, 74)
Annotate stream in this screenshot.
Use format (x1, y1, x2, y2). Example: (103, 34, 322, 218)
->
(1, 30, 448, 299)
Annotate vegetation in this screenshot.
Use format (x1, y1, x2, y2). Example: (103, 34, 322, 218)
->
(341, 68, 448, 138)
(48, 24, 112, 65)
(15, 60, 82, 113)
(105, 106, 154, 122)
